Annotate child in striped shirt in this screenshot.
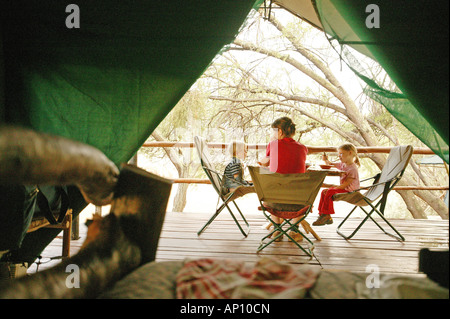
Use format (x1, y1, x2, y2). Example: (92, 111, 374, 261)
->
(222, 141, 254, 197)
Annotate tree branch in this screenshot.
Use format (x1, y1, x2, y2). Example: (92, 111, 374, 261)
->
(151, 131, 182, 174)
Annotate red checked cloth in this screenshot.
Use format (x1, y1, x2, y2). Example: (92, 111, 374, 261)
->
(176, 257, 320, 299)
(258, 204, 310, 219)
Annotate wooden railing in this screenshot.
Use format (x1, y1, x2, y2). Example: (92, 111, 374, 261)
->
(142, 142, 436, 154)
(140, 142, 448, 191)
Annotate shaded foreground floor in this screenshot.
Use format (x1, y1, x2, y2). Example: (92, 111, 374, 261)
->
(156, 211, 449, 275)
(29, 210, 448, 276)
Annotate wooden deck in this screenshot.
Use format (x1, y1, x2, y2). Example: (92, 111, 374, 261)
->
(29, 210, 449, 277)
(157, 211, 448, 275)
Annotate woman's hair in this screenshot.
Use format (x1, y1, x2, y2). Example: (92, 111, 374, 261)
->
(227, 140, 246, 158)
(271, 117, 296, 137)
(339, 143, 361, 167)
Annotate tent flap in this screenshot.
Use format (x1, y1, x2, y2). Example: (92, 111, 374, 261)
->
(1, 0, 262, 166)
(0, 0, 262, 263)
(311, 0, 449, 163)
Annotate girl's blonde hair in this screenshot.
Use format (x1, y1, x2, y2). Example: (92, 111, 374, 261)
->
(227, 140, 247, 158)
(339, 143, 360, 167)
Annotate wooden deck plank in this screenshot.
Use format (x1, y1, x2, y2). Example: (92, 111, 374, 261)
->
(156, 211, 448, 275)
(28, 210, 448, 277)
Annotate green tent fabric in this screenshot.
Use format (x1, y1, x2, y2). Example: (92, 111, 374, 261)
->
(1, 0, 448, 262)
(312, 0, 449, 163)
(1, 1, 262, 166)
(0, 0, 263, 263)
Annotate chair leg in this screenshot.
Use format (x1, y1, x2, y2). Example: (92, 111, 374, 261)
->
(284, 218, 313, 246)
(197, 202, 226, 236)
(197, 197, 250, 237)
(284, 229, 312, 257)
(258, 211, 322, 266)
(229, 201, 250, 237)
(336, 205, 365, 240)
(257, 214, 283, 252)
(233, 201, 249, 227)
(366, 206, 405, 241)
(283, 219, 322, 267)
(337, 201, 405, 242)
(44, 209, 73, 258)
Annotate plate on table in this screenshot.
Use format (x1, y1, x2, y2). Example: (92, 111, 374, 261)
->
(319, 164, 333, 169)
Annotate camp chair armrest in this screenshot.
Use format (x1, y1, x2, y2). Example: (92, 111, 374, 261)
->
(202, 166, 223, 178)
(203, 166, 248, 186)
(334, 178, 394, 197)
(223, 176, 249, 186)
(353, 177, 397, 192)
(360, 173, 381, 183)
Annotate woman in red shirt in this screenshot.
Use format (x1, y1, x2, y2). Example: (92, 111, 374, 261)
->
(258, 117, 308, 241)
(258, 117, 308, 173)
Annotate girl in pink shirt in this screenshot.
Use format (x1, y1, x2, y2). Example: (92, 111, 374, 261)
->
(313, 143, 360, 226)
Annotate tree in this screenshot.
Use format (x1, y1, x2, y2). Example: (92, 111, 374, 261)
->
(140, 8, 447, 219)
(201, 9, 447, 219)
(139, 91, 206, 212)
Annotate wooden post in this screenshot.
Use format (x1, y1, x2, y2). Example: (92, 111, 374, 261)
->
(94, 205, 102, 217)
(61, 211, 72, 258)
(300, 220, 321, 241)
(71, 214, 80, 240)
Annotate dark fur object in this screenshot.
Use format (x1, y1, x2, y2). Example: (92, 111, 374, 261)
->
(0, 164, 172, 298)
(0, 125, 119, 205)
(0, 213, 140, 298)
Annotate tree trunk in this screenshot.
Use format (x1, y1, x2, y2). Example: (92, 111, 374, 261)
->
(173, 182, 189, 213)
(225, 13, 448, 220)
(151, 131, 190, 212)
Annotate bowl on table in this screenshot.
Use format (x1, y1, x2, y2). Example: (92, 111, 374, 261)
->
(319, 164, 333, 169)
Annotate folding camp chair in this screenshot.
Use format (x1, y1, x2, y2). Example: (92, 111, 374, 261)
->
(334, 145, 414, 242)
(194, 136, 250, 237)
(248, 166, 327, 263)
